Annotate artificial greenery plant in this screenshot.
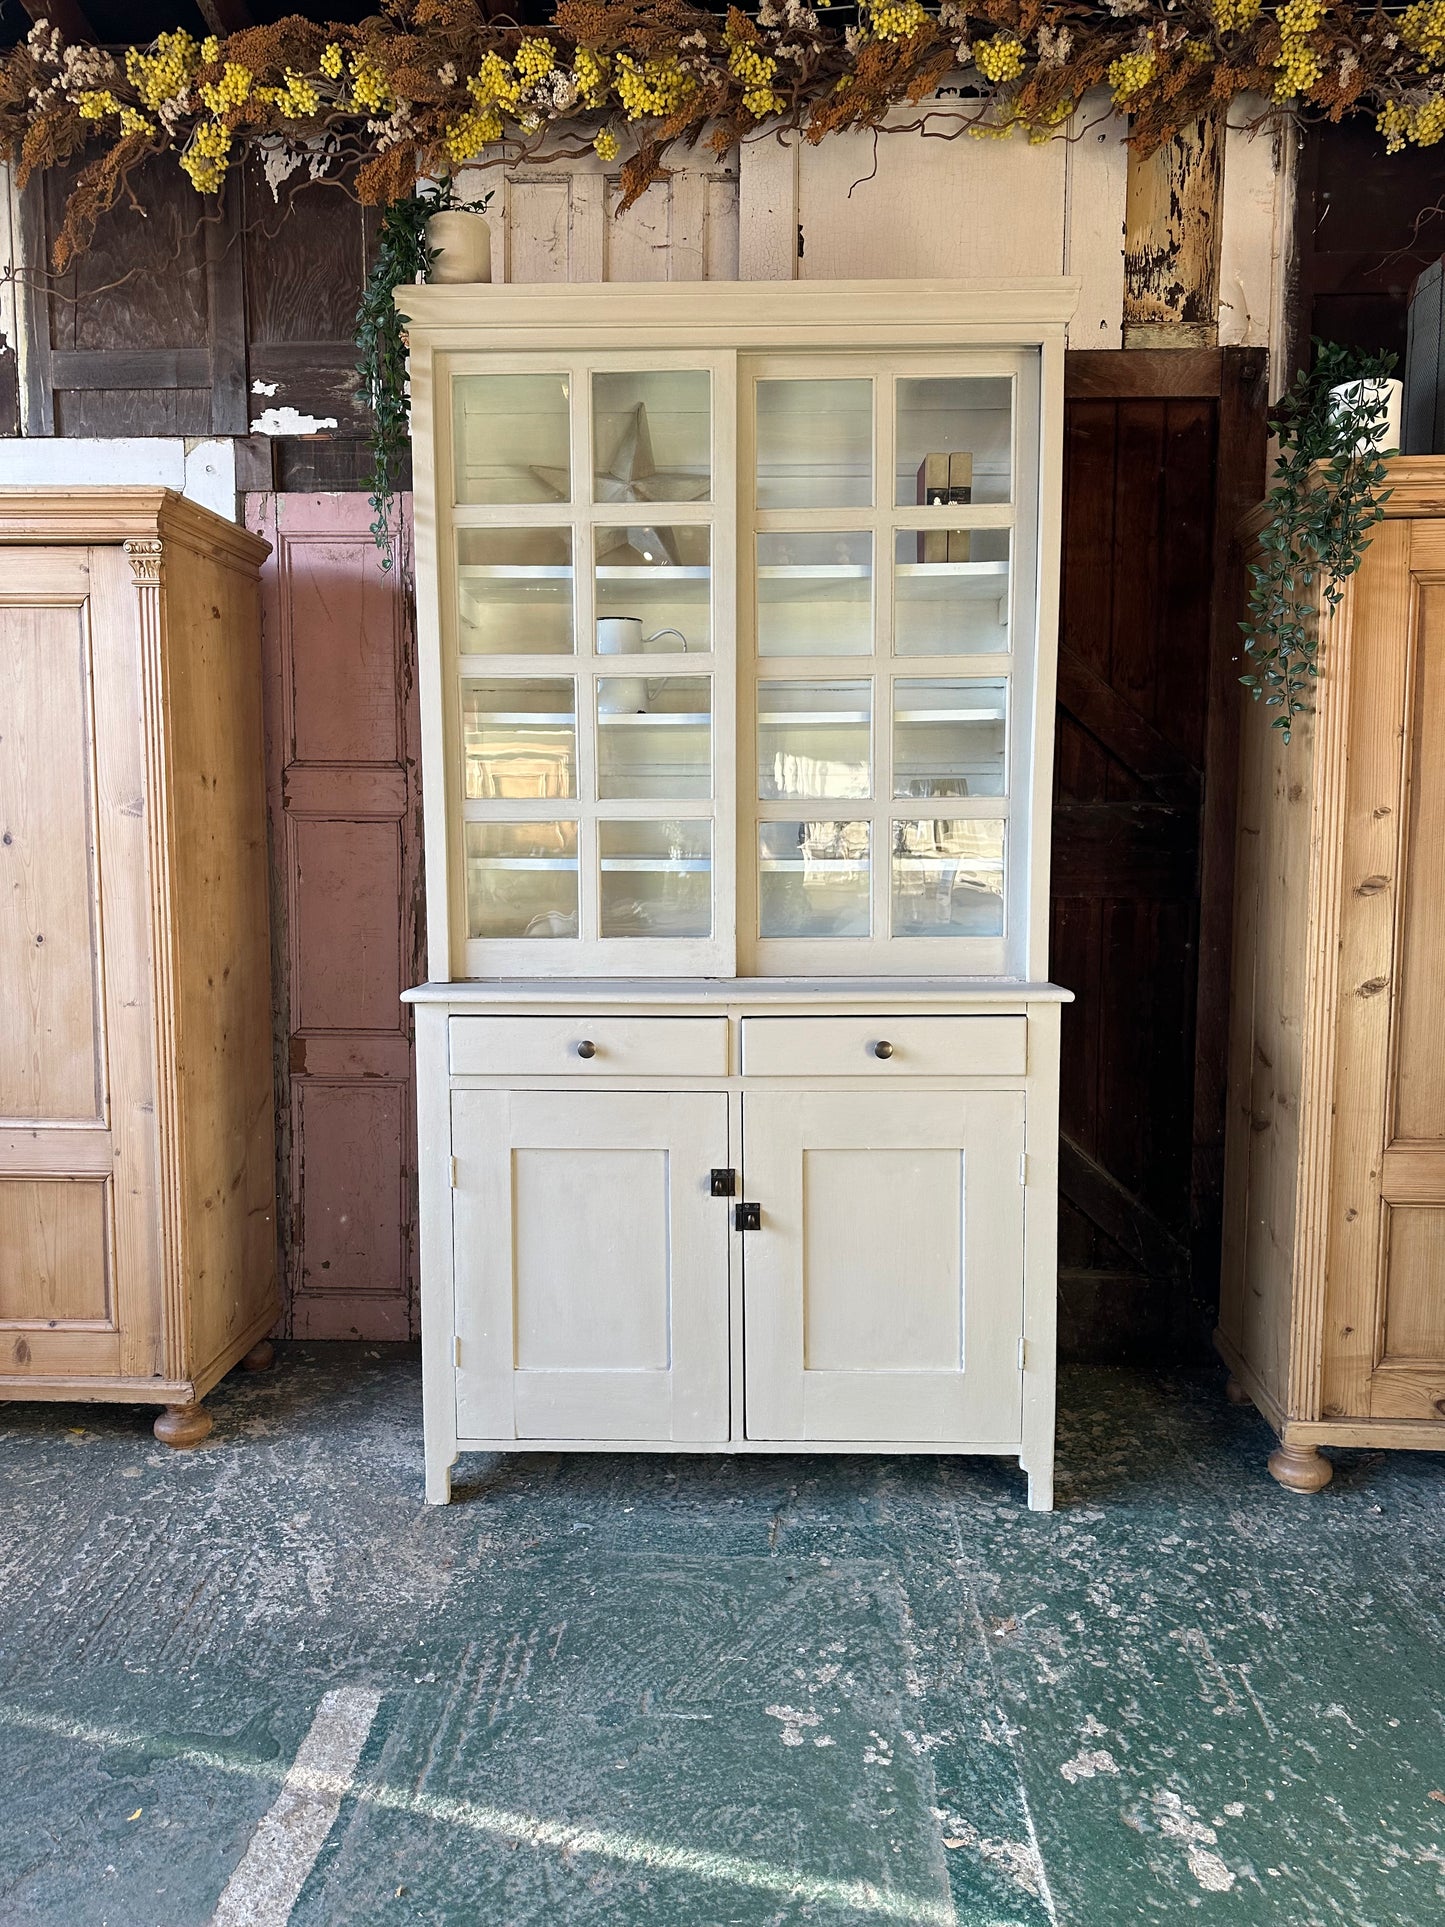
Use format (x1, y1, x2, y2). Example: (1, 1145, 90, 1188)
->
(1240, 340, 1398, 741)
(356, 177, 490, 573)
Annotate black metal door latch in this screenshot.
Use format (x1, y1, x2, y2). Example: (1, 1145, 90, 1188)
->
(735, 1201, 762, 1232)
(710, 1168, 737, 1197)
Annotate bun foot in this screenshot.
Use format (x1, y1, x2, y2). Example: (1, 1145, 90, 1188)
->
(154, 1402, 212, 1449)
(242, 1338, 276, 1372)
(1224, 1375, 1251, 1406)
(1267, 1440, 1333, 1493)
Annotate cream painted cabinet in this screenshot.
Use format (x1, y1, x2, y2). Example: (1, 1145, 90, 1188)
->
(399, 281, 1076, 1508)
(452, 1087, 730, 1442)
(742, 1088, 1026, 1444)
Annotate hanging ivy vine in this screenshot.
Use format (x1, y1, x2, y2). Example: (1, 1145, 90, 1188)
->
(355, 176, 490, 571)
(1239, 341, 1397, 740)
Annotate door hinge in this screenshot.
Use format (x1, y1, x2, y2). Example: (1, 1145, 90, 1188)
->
(735, 1201, 762, 1232)
(450, 1156, 459, 1188)
(710, 1167, 737, 1198)
(454, 1336, 463, 1367)
(1019, 1152, 1028, 1187)
(1018, 1336, 1027, 1371)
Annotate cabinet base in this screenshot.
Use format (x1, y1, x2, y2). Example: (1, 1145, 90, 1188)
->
(426, 1443, 1050, 1508)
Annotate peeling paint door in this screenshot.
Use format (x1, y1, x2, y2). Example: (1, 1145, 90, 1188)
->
(247, 494, 422, 1339)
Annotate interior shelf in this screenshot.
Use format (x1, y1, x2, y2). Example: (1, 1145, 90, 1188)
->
(597, 712, 710, 727)
(759, 858, 869, 874)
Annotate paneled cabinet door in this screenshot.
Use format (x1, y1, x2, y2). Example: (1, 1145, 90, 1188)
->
(451, 1089, 730, 1442)
(742, 1089, 1025, 1443)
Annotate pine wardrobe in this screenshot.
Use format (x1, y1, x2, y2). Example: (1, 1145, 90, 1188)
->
(0, 490, 278, 1445)
(398, 280, 1077, 1506)
(1220, 458, 1445, 1489)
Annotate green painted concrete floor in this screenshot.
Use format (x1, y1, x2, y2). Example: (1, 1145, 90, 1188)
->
(2, 1351, 1443, 1926)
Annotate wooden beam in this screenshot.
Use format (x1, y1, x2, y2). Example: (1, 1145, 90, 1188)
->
(1123, 116, 1224, 349)
(1059, 1134, 1191, 1281)
(205, 179, 249, 435)
(195, 0, 256, 32)
(1066, 348, 1223, 400)
(1057, 647, 1201, 808)
(19, 0, 95, 44)
(16, 176, 54, 435)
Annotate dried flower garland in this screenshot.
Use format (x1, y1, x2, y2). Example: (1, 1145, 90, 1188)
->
(3, 0, 1443, 267)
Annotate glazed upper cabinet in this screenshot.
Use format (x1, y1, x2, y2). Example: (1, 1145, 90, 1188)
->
(1220, 460, 1445, 1490)
(404, 282, 1063, 984)
(399, 282, 1074, 1512)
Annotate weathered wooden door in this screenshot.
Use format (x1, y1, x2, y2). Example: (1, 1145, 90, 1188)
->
(742, 1089, 1025, 1442)
(247, 495, 423, 1339)
(451, 1089, 731, 1441)
(1052, 351, 1266, 1359)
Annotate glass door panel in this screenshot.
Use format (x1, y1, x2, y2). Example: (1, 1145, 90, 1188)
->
(892, 678, 1007, 800)
(756, 379, 873, 508)
(894, 528, 1010, 655)
(759, 821, 871, 938)
(458, 527, 574, 655)
(600, 821, 712, 938)
(465, 822, 578, 939)
(597, 675, 712, 799)
(891, 819, 1004, 938)
(756, 532, 872, 656)
(758, 681, 872, 801)
(593, 370, 711, 504)
(462, 679, 576, 799)
(595, 524, 711, 654)
(453, 373, 571, 504)
(896, 376, 1012, 506)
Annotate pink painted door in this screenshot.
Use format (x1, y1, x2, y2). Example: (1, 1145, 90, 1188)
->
(247, 494, 422, 1339)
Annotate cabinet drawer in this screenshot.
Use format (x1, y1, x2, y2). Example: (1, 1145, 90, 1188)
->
(739, 1015, 1026, 1078)
(448, 1015, 730, 1078)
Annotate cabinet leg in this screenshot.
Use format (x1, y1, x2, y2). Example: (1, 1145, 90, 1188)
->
(425, 1458, 453, 1506)
(1267, 1440, 1333, 1493)
(241, 1338, 276, 1372)
(1224, 1374, 1251, 1405)
(154, 1402, 212, 1450)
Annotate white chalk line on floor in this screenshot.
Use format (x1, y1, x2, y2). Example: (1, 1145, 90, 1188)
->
(0, 1697, 966, 1926)
(209, 1686, 382, 1926)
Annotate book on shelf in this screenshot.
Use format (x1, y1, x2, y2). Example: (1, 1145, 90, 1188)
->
(916, 452, 973, 561)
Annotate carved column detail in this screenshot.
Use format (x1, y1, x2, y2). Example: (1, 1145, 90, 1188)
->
(127, 535, 187, 1380)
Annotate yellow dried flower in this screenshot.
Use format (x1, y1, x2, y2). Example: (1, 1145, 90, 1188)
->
(594, 127, 619, 161)
(573, 47, 609, 110)
(126, 30, 201, 112)
(180, 117, 230, 192)
(76, 89, 120, 121)
(869, 1, 928, 40)
(1108, 47, 1157, 102)
(1401, 0, 1445, 67)
(468, 51, 521, 114)
(514, 37, 555, 85)
(975, 36, 1026, 84)
(199, 62, 254, 113)
(1212, 0, 1262, 30)
(444, 106, 503, 161)
(319, 43, 344, 81)
(118, 108, 153, 136)
(614, 53, 695, 120)
(348, 50, 391, 113)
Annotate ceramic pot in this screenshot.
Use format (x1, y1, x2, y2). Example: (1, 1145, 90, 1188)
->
(425, 211, 492, 285)
(1328, 377, 1403, 455)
